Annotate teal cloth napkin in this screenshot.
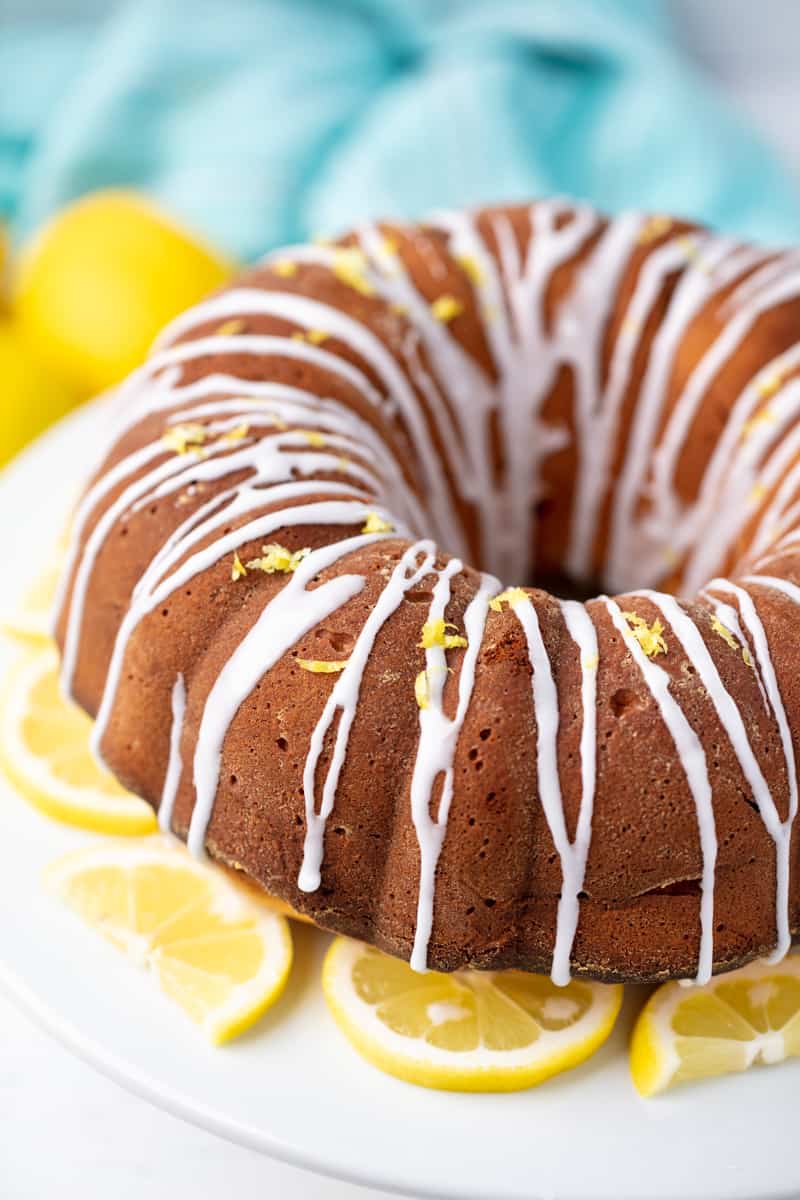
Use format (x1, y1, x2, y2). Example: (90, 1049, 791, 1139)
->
(2, 0, 799, 259)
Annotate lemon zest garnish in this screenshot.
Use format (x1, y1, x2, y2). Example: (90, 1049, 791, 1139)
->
(272, 259, 298, 278)
(296, 429, 326, 448)
(231, 552, 248, 582)
(362, 513, 394, 534)
(298, 659, 348, 674)
(390, 302, 409, 317)
(381, 235, 400, 257)
(709, 616, 754, 668)
(414, 669, 430, 710)
(430, 294, 464, 323)
(331, 248, 375, 296)
(637, 215, 673, 245)
(266, 412, 289, 431)
(418, 618, 467, 651)
(756, 372, 784, 400)
(742, 407, 777, 440)
(489, 587, 528, 612)
(246, 544, 310, 574)
(621, 611, 668, 658)
(456, 254, 484, 286)
(215, 318, 245, 337)
(222, 423, 250, 444)
(162, 423, 207, 455)
(292, 328, 330, 345)
(749, 482, 767, 506)
(582, 654, 599, 671)
(710, 615, 739, 652)
(677, 235, 700, 261)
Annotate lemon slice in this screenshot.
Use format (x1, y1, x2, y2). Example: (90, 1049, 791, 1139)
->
(630, 956, 800, 1096)
(0, 645, 156, 834)
(322, 938, 623, 1092)
(45, 839, 293, 1043)
(0, 559, 62, 644)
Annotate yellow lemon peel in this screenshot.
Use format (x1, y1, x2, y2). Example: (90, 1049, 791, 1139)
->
(710, 615, 738, 652)
(489, 587, 528, 612)
(272, 259, 298, 278)
(621, 611, 668, 658)
(711, 616, 754, 668)
(414, 669, 431, 710)
(418, 618, 467, 651)
(292, 328, 330, 345)
(756, 372, 784, 400)
(362, 513, 394, 534)
(331, 248, 375, 296)
(231, 552, 248, 582)
(163, 423, 207, 455)
(742, 407, 776, 440)
(293, 428, 326, 448)
(222, 423, 250, 444)
(430, 294, 463, 323)
(637, 215, 673, 244)
(246, 544, 310, 574)
(455, 254, 484, 286)
(215, 318, 245, 337)
(298, 659, 348, 674)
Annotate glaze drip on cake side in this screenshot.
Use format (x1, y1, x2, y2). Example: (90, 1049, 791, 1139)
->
(55, 200, 800, 984)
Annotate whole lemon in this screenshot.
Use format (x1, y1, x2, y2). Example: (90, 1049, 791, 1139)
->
(13, 191, 234, 396)
(0, 320, 76, 468)
(0, 221, 9, 311)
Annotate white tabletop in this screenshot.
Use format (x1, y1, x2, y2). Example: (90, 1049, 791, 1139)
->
(4, 4, 800, 1198)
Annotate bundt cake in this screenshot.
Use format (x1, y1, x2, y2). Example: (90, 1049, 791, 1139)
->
(54, 199, 800, 985)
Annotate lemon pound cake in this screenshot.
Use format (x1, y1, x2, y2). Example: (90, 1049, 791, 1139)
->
(54, 200, 800, 985)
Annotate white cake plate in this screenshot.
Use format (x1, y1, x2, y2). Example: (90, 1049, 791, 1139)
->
(0, 401, 798, 1200)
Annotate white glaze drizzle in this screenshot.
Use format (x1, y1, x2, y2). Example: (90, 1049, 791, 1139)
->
(704, 577, 798, 961)
(409, 567, 499, 970)
(159, 674, 186, 834)
(556, 600, 599, 985)
(604, 595, 718, 983)
(299, 539, 439, 891)
(642, 589, 792, 959)
(505, 592, 601, 985)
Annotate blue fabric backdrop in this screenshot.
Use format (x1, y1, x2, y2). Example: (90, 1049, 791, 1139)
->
(1, 0, 798, 258)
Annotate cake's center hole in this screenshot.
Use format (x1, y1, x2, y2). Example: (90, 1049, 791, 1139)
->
(530, 572, 602, 604)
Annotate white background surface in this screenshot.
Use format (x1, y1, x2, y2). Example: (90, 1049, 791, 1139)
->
(3, 4, 800, 1199)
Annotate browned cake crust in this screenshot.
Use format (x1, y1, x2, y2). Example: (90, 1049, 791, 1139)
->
(55, 201, 800, 983)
